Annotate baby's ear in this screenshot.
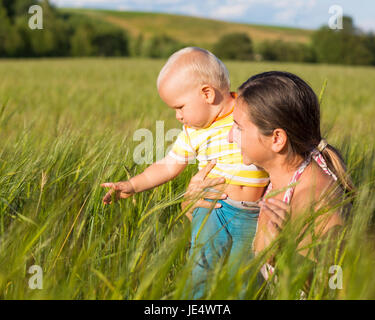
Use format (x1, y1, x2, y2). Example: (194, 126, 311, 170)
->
(200, 85, 215, 104)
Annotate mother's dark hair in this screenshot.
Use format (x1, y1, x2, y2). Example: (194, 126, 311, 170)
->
(238, 71, 354, 193)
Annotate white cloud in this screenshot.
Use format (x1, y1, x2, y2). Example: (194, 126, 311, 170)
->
(207, 0, 318, 23)
(51, 0, 123, 6)
(274, 8, 298, 23)
(272, 0, 316, 9)
(174, 4, 201, 16)
(211, 3, 252, 19)
(272, 0, 317, 24)
(49, 0, 373, 32)
(117, 5, 130, 11)
(52, 0, 182, 5)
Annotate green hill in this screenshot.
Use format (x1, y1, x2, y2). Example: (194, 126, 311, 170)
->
(61, 8, 313, 47)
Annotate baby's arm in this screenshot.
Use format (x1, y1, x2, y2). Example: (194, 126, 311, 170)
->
(101, 155, 187, 204)
(130, 155, 188, 192)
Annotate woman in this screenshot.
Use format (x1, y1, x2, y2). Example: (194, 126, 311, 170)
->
(183, 71, 353, 284)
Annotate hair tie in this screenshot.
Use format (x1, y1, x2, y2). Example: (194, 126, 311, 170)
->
(317, 139, 328, 152)
(311, 139, 338, 181)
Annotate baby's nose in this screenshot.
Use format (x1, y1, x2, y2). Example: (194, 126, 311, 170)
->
(176, 112, 183, 122)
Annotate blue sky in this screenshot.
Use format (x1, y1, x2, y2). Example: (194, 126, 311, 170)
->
(50, 0, 375, 32)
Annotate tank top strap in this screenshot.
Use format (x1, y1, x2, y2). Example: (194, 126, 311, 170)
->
(263, 156, 312, 205)
(263, 148, 338, 205)
(282, 157, 312, 204)
(263, 181, 273, 197)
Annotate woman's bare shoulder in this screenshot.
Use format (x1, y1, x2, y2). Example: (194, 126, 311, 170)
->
(291, 161, 344, 237)
(291, 161, 338, 216)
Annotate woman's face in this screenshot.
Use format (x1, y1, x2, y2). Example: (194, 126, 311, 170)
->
(229, 98, 272, 167)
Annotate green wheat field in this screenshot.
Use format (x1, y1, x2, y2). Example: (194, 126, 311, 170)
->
(0, 58, 374, 299)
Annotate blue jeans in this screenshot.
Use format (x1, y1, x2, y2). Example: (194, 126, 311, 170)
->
(188, 199, 259, 299)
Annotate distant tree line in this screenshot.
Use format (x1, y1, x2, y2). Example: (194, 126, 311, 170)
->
(1, 1, 374, 66)
(212, 16, 375, 65)
(0, 0, 130, 57)
(310, 16, 375, 65)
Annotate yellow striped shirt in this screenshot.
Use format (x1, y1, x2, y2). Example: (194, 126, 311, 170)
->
(168, 110, 269, 187)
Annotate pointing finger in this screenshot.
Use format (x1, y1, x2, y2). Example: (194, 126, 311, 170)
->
(101, 182, 115, 188)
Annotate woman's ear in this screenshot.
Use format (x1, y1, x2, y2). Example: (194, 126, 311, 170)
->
(271, 128, 288, 153)
(200, 85, 216, 104)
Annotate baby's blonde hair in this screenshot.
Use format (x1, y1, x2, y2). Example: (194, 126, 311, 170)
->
(157, 47, 230, 91)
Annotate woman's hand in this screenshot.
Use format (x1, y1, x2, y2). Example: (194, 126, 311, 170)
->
(257, 198, 290, 246)
(182, 160, 227, 221)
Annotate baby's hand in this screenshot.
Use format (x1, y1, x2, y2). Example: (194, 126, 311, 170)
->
(100, 181, 135, 204)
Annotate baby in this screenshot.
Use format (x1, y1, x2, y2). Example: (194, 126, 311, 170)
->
(101, 47, 269, 298)
(101, 47, 268, 203)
